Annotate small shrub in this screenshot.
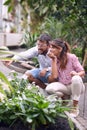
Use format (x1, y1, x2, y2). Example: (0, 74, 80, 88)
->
(20, 31, 39, 49)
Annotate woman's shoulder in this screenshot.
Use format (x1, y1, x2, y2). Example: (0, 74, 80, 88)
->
(67, 53, 77, 61)
(67, 53, 77, 58)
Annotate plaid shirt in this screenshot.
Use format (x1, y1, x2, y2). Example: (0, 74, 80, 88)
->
(57, 53, 84, 85)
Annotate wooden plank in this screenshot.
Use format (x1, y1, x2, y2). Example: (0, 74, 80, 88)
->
(79, 91, 85, 117)
(79, 83, 87, 119)
(76, 116, 87, 129)
(84, 83, 87, 119)
(65, 111, 86, 130)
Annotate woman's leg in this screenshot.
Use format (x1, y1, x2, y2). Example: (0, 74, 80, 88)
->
(70, 75, 85, 117)
(46, 82, 70, 97)
(71, 75, 85, 101)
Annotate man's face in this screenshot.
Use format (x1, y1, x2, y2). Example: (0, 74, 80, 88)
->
(37, 40, 49, 54)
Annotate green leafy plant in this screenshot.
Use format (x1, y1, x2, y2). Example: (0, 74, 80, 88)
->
(0, 72, 14, 100)
(71, 47, 82, 58)
(0, 71, 70, 130)
(39, 17, 67, 39)
(20, 31, 39, 49)
(71, 47, 82, 63)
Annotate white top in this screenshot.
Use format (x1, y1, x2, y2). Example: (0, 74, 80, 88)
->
(12, 46, 51, 69)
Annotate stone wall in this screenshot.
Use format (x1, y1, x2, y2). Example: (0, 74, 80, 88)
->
(0, 33, 23, 47)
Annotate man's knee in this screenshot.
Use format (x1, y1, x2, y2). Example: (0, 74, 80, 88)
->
(25, 72, 34, 82)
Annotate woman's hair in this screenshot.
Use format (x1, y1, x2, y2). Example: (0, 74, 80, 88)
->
(52, 38, 71, 69)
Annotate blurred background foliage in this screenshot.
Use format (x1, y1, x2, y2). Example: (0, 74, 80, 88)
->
(4, 0, 87, 66)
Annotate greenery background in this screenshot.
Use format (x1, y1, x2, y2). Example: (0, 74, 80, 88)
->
(4, 0, 87, 66)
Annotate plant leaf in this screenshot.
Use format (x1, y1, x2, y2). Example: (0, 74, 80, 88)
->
(3, 0, 11, 5)
(0, 72, 14, 93)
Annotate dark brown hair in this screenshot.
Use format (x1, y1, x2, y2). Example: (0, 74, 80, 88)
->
(52, 38, 71, 69)
(38, 33, 52, 45)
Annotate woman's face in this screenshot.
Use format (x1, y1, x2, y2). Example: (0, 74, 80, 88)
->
(49, 43, 63, 58)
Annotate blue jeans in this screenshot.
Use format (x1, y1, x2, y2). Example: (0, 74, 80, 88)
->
(26, 68, 51, 83)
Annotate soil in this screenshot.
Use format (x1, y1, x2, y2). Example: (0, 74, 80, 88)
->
(0, 116, 76, 130)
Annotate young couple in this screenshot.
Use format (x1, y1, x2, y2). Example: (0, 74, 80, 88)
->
(5, 33, 85, 117)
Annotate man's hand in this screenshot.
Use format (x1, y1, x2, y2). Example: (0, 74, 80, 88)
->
(39, 69, 47, 77)
(3, 60, 13, 66)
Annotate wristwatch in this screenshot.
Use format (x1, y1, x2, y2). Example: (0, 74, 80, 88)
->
(46, 68, 50, 72)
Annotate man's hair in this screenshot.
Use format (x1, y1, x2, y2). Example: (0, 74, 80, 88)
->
(38, 33, 52, 45)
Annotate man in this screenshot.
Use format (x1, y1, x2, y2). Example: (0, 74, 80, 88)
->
(5, 33, 52, 89)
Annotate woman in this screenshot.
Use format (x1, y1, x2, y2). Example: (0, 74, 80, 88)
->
(46, 38, 85, 117)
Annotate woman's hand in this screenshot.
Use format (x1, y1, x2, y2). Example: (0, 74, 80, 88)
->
(70, 70, 85, 77)
(70, 71, 78, 77)
(47, 50, 56, 60)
